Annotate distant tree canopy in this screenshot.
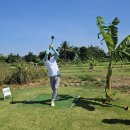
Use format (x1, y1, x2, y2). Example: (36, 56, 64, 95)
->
(0, 54, 6, 62)
(5, 53, 22, 63)
(58, 41, 107, 62)
(23, 52, 40, 63)
(38, 51, 46, 60)
(79, 45, 107, 61)
(58, 41, 75, 61)
(1, 42, 130, 64)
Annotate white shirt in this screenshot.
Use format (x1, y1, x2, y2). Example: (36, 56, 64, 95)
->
(44, 56, 60, 77)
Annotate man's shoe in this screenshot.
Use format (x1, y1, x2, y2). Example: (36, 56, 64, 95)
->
(51, 101, 55, 107)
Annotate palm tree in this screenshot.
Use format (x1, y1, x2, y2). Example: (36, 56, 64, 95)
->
(58, 41, 73, 61)
(96, 16, 130, 101)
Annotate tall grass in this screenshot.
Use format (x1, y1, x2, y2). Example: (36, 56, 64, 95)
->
(0, 62, 47, 85)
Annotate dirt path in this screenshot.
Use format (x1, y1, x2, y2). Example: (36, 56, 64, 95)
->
(112, 76, 130, 88)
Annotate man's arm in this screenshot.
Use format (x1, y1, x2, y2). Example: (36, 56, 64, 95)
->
(52, 48, 59, 60)
(44, 49, 50, 61)
(49, 44, 59, 60)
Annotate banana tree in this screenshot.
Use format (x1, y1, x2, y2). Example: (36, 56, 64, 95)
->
(96, 16, 130, 101)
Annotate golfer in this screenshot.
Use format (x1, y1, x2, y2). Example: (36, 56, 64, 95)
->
(44, 44, 60, 107)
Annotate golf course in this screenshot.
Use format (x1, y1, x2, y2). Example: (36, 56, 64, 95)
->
(1, 1, 130, 130)
(0, 62, 130, 130)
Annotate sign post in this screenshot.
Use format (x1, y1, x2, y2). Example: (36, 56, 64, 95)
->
(2, 87, 12, 100)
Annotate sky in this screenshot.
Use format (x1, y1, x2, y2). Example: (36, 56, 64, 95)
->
(0, 0, 130, 56)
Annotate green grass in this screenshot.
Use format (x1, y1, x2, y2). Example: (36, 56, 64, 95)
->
(17, 93, 76, 108)
(60, 63, 130, 78)
(0, 86, 130, 130)
(0, 62, 130, 130)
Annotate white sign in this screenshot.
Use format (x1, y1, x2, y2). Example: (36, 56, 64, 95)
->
(2, 87, 12, 99)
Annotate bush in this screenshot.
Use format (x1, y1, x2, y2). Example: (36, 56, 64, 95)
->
(4, 62, 47, 84)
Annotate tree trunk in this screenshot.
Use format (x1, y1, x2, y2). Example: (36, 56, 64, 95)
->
(105, 57, 112, 100)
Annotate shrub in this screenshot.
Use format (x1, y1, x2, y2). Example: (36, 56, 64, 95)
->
(4, 62, 47, 84)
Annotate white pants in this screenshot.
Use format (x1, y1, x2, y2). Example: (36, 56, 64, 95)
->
(50, 75, 60, 101)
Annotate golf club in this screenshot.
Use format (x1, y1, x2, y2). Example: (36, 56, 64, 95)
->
(70, 95, 80, 108)
(49, 35, 55, 50)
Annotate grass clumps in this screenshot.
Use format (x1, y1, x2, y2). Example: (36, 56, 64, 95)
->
(79, 74, 96, 82)
(4, 62, 47, 84)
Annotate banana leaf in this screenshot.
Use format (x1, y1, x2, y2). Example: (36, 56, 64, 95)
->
(116, 35, 130, 56)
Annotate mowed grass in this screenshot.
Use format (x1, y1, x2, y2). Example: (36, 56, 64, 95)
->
(0, 86, 130, 130)
(0, 62, 130, 130)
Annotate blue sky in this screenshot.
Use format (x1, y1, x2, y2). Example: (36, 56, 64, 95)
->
(0, 0, 130, 56)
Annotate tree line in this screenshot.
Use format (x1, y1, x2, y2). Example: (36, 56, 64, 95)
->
(0, 41, 129, 64)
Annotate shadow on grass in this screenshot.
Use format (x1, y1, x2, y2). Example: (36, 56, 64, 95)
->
(11, 99, 51, 105)
(10, 94, 74, 106)
(0, 98, 4, 100)
(75, 97, 111, 111)
(76, 97, 128, 111)
(104, 103, 128, 110)
(10, 95, 127, 110)
(102, 119, 130, 125)
(57, 94, 74, 101)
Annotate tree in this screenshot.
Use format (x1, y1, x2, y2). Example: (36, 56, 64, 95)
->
(89, 46, 107, 61)
(6, 53, 22, 63)
(79, 46, 88, 61)
(24, 52, 39, 63)
(58, 41, 74, 61)
(38, 51, 46, 60)
(97, 16, 130, 100)
(87, 46, 107, 69)
(0, 54, 6, 62)
(79, 46, 107, 63)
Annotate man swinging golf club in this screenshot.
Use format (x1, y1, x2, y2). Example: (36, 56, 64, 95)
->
(43, 36, 60, 107)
